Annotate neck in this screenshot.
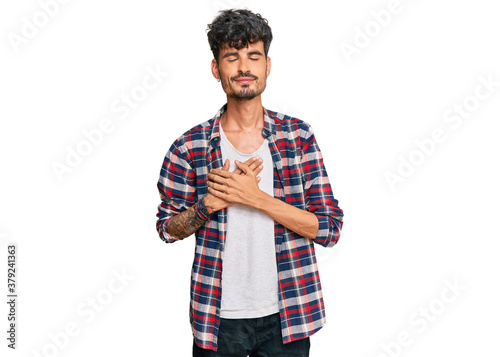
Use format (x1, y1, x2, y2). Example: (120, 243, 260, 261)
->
(222, 96, 264, 132)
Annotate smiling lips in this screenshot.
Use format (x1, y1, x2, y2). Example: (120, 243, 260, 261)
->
(235, 77, 255, 84)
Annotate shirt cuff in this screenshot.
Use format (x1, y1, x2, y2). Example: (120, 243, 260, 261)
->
(160, 219, 182, 243)
(313, 215, 338, 248)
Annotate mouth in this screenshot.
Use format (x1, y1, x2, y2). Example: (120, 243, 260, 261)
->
(234, 77, 255, 84)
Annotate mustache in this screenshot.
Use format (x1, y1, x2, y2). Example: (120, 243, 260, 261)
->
(231, 72, 258, 81)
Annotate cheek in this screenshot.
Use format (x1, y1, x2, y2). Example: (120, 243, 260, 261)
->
(258, 65, 269, 79)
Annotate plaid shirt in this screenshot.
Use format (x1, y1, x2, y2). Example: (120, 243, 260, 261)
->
(156, 104, 344, 351)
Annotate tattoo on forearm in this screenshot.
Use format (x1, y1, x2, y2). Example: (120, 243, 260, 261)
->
(167, 206, 206, 239)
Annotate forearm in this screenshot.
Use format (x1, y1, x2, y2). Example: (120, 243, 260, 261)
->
(253, 192, 319, 240)
(166, 204, 206, 240)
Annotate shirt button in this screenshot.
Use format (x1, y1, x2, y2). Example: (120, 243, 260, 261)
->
(216, 308, 220, 315)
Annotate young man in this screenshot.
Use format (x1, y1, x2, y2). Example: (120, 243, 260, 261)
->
(156, 9, 344, 356)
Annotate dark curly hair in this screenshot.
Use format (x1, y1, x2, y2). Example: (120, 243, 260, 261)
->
(207, 9, 273, 64)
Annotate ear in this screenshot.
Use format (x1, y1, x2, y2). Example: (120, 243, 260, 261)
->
(211, 59, 220, 80)
(266, 56, 271, 77)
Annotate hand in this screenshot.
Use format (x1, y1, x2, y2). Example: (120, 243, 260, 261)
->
(207, 159, 264, 208)
(204, 157, 263, 211)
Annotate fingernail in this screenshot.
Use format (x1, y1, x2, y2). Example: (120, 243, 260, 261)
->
(235, 160, 240, 164)
(259, 158, 263, 163)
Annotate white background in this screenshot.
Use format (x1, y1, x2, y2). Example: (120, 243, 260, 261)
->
(1, 0, 499, 356)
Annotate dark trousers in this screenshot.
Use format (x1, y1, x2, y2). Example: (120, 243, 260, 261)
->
(192, 312, 310, 357)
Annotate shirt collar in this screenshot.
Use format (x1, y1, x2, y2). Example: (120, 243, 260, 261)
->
(209, 103, 277, 142)
(262, 107, 277, 138)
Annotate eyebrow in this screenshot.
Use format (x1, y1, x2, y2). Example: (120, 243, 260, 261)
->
(222, 50, 264, 59)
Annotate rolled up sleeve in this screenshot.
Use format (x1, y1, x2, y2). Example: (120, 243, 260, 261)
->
(301, 125, 344, 247)
(156, 140, 196, 243)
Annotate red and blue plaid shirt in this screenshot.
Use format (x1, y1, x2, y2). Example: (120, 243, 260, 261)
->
(156, 104, 344, 351)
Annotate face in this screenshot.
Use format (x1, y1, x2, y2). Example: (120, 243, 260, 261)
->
(211, 40, 271, 101)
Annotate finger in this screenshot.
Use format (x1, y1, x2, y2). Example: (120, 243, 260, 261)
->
(243, 157, 257, 166)
(208, 186, 225, 198)
(235, 157, 257, 175)
(234, 160, 252, 175)
(256, 176, 261, 182)
(222, 159, 230, 171)
(207, 180, 228, 193)
(208, 186, 231, 201)
(248, 158, 263, 172)
(207, 173, 227, 184)
(209, 169, 232, 178)
(254, 163, 264, 176)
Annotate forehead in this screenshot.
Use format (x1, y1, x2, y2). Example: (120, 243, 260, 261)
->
(219, 40, 265, 55)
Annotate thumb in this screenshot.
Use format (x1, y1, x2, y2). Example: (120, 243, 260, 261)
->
(222, 159, 230, 171)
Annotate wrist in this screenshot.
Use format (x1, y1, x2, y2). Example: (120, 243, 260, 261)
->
(252, 191, 272, 211)
(203, 193, 223, 212)
(195, 196, 215, 221)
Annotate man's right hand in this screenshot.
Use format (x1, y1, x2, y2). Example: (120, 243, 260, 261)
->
(204, 157, 263, 212)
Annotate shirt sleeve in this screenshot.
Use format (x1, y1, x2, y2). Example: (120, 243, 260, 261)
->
(301, 124, 344, 247)
(156, 140, 197, 243)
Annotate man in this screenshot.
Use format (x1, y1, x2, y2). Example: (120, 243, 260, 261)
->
(156, 9, 344, 356)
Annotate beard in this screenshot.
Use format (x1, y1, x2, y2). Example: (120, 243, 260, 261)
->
(229, 83, 266, 101)
(221, 71, 267, 101)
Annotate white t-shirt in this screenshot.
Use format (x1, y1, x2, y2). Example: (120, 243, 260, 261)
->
(219, 125, 279, 319)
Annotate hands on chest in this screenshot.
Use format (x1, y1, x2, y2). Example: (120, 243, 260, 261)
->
(204, 157, 264, 211)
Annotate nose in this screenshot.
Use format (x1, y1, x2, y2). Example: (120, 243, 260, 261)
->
(237, 57, 251, 74)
